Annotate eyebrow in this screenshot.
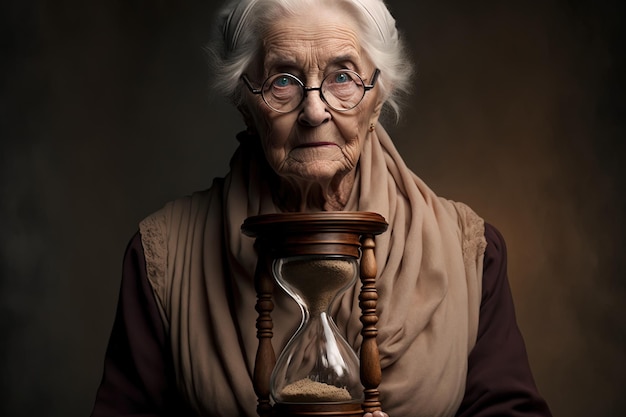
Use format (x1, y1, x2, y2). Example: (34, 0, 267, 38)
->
(264, 54, 361, 74)
(328, 54, 359, 66)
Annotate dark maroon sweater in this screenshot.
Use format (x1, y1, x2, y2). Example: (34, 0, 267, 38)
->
(91, 223, 552, 417)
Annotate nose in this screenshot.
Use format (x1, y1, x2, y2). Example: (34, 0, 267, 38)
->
(297, 89, 331, 127)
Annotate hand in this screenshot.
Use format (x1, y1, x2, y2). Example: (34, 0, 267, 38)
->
(363, 411, 389, 417)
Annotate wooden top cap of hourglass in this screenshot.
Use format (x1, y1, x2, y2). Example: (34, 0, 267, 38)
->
(241, 212, 388, 258)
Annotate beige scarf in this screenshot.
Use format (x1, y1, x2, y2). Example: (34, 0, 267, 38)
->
(139, 125, 486, 417)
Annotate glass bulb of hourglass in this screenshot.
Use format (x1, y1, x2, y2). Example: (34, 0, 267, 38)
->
(270, 255, 364, 404)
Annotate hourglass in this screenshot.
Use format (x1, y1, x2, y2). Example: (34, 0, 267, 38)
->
(241, 212, 388, 417)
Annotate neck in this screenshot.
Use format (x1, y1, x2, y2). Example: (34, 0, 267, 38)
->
(270, 170, 356, 212)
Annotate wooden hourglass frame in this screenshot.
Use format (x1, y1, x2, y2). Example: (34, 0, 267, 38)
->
(241, 212, 388, 417)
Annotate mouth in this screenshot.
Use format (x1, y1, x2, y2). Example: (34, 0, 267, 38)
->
(296, 142, 337, 148)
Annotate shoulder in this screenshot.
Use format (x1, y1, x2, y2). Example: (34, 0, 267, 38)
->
(138, 181, 224, 240)
(436, 198, 487, 256)
(136, 182, 225, 299)
(484, 222, 506, 256)
(436, 198, 488, 286)
(481, 222, 510, 305)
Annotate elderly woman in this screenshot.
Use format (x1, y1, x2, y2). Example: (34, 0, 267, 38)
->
(91, 0, 552, 416)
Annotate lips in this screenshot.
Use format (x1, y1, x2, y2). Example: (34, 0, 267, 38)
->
(296, 142, 337, 148)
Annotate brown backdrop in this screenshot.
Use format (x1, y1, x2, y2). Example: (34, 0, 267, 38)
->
(1, 0, 624, 416)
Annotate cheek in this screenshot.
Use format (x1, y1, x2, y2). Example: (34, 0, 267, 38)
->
(260, 116, 294, 149)
(337, 110, 371, 144)
(247, 98, 287, 138)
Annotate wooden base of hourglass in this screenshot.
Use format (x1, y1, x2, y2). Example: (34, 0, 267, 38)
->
(241, 212, 388, 417)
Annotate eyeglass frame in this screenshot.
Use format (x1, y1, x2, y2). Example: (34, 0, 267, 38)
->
(241, 68, 381, 113)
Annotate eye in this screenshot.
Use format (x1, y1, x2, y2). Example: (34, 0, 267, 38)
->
(334, 72, 352, 84)
(266, 74, 301, 104)
(273, 76, 294, 88)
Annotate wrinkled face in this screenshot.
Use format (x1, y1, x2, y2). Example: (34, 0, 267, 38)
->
(243, 9, 383, 186)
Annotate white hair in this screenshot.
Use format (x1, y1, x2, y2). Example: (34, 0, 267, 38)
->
(206, 0, 414, 121)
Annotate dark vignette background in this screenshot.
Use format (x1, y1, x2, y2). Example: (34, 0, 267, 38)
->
(1, 0, 624, 416)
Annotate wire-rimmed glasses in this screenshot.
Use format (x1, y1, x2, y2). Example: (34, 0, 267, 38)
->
(242, 69, 380, 113)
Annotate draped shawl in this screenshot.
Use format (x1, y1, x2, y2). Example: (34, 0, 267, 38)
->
(139, 125, 486, 416)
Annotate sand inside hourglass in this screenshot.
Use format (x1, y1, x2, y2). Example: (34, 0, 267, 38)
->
(278, 257, 356, 314)
(280, 377, 352, 402)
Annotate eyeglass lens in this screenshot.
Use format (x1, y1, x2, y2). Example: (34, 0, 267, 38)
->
(261, 70, 366, 113)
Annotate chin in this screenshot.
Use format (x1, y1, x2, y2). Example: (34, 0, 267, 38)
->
(281, 160, 353, 183)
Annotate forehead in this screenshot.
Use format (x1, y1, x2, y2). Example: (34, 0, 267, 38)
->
(261, 9, 364, 72)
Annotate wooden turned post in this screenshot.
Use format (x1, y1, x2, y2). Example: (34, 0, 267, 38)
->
(359, 235, 382, 413)
(253, 242, 276, 417)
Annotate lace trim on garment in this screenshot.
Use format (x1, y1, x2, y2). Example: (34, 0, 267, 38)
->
(138, 212, 169, 319)
(454, 201, 487, 265)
